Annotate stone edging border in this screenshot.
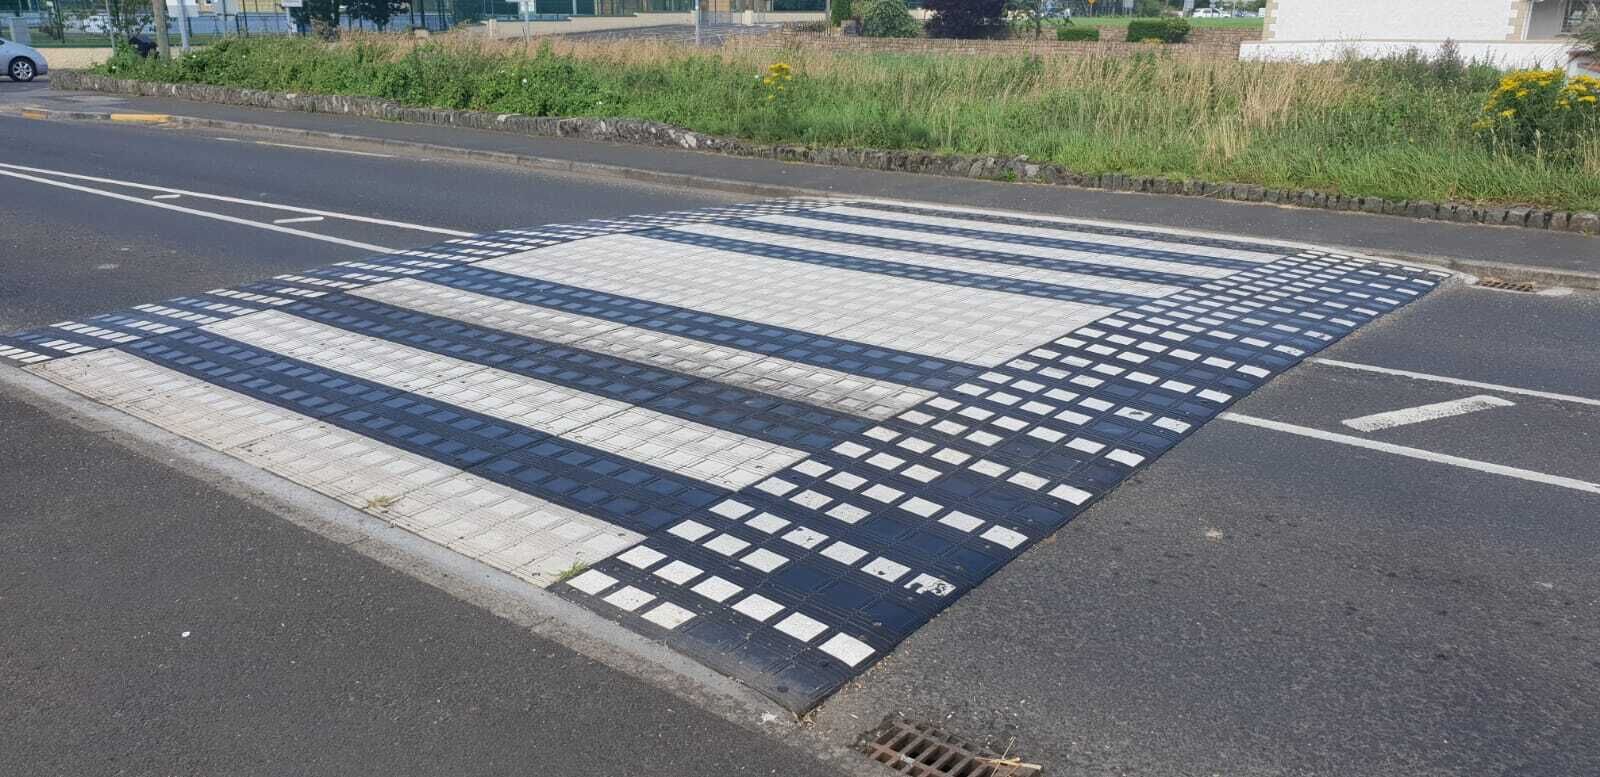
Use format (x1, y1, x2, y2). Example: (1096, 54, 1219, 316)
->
(51, 71, 1600, 236)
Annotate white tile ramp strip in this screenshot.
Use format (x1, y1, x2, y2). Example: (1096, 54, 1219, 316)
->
(666, 222, 1191, 299)
(749, 213, 1247, 281)
(26, 349, 644, 585)
(205, 311, 809, 490)
(477, 234, 1116, 366)
(827, 202, 1292, 264)
(351, 279, 935, 420)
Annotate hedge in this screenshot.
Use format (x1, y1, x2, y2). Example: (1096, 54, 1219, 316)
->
(1125, 17, 1190, 43)
(1055, 25, 1100, 42)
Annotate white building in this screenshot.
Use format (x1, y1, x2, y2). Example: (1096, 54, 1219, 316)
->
(1241, 0, 1595, 72)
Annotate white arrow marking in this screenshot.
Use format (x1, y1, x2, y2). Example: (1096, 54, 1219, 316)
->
(1340, 395, 1515, 433)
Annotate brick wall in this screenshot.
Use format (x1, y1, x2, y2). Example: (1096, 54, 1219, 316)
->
(768, 28, 1258, 58)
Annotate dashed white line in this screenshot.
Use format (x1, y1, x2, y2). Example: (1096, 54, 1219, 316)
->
(272, 215, 326, 225)
(0, 167, 398, 253)
(151, 193, 181, 200)
(1310, 358, 1600, 408)
(1220, 412, 1600, 496)
(1341, 395, 1516, 433)
(0, 161, 472, 237)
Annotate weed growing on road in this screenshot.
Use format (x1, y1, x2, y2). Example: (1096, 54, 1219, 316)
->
(97, 36, 1600, 211)
(553, 561, 589, 584)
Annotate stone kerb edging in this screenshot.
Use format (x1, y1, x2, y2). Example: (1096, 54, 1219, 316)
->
(51, 71, 1600, 235)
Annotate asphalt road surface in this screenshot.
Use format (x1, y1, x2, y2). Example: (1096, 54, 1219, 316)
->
(3, 109, 1597, 777)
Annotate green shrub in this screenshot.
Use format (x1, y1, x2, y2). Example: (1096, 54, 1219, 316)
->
(1474, 69, 1600, 158)
(829, 0, 853, 26)
(1055, 25, 1099, 42)
(1126, 17, 1190, 43)
(859, 0, 921, 37)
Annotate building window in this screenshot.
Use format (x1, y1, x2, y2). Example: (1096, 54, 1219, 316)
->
(1566, 0, 1597, 32)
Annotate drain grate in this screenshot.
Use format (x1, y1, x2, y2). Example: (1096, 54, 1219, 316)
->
(1476, 277, 1537, 293)
(863, 719, 1040, 776)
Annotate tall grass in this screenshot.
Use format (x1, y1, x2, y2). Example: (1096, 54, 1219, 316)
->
(102, 35, 1600, 211)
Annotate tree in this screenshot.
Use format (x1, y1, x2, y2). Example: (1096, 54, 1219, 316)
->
(291, 0, 343, 37)
(40, 0, 68, 41)
(350, 0, 407, 29)
(923, 0, 1006, 38)
(859, 0, 919, 37)
(106, 0, 153, 40)
(829, 0, 853, 27)
(1573, 14, 1600, 59)
(1005, 0, 1043, 39)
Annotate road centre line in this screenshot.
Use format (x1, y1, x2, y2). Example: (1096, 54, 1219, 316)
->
(1220, 412, 1600, 496)
(0, 167, 398, 254)
(273, 215, 326, 225)
(1310, 358, 1600, 408)
(1341, 395, 1515, 433)
(0, 161, 472, 237)
(151, 193, 181, 200)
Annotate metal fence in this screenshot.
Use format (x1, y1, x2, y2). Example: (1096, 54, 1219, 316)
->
(3, 1, 454, 47)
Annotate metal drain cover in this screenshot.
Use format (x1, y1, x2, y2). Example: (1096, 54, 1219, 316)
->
(864, 719, 1040, 776)
(1476, 277, 1537, 293)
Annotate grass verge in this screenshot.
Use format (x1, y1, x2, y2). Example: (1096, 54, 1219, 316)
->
(94, 35, 1600, 212)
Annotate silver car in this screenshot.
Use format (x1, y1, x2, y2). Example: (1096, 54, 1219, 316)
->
(0, 37, 48, 82)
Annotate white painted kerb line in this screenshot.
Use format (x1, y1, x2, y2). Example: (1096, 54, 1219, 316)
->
(1310, 358, 1600, 408)
(1221, 412, 1600, 496)
(1341, 395, 1515, 433)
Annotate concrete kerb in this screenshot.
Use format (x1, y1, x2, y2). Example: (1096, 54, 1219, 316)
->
(46, 72, 1600, 240)
(8, 101, 1599, 292)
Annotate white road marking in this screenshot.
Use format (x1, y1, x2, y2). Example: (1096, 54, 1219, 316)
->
(1340, 395, 1516, 433)
(210, 135, 396, 158)
(151, 193, 181, 200)
(253, 140, 395, 158)
(0, 161, 472, 237)
(272, 215, 326, 225)
(1310, 358, 1600, 408)
(0, 167, 398, 253)
(1220, 412, 1600, 496)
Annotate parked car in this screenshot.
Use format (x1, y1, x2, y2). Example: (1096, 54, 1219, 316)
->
(77, 13, 113, 34)
(0, 37, 48, 82)
(1191, 8, 1228, 17)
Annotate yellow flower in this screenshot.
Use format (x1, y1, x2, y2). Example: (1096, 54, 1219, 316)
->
(1582, 96, 1598, 104)
(1515, 89, 1529, 98)
(1500, 109, 1515, 118)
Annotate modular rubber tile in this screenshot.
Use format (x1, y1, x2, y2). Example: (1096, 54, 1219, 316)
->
(0, 197, 1448, 711)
